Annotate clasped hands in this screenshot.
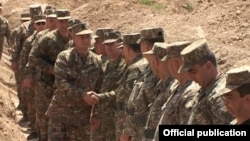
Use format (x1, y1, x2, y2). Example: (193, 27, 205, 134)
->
(83, 91, 99, 106)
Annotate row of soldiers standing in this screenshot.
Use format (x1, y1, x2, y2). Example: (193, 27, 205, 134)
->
(3, 2, 250, 141)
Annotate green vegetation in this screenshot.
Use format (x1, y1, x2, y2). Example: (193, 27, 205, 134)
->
(138, 0, 165, 10)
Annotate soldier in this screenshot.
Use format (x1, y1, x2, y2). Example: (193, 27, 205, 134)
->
(66, 18, 82, 49)
(46, 23, 102, 141)
(10, 4, 41, 123)
(9, 11, 31, 54)
(0, 2, 10, 60)
(216, 66, 250, 125)
(153, 41, 200, 141)
(92, 28, 113, 71)
(142, 43, 174, 141)
(178, 39, 233, 124)
(121, 27, 164, 141)
(90, 30, 127, 141)
(19, 15, 46, 140)
(28, 9, 71, 141)
(89, 33, 148, 141)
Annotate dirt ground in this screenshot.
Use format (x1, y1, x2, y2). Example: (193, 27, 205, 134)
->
(0, 0, 249, 140)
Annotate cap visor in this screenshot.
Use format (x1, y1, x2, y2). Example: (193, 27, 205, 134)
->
(103, 39, 117, 44)
(35, 19, 46, 23)
(57, 16, 71, 20)
(47, 14, 57, 18)
(178, 62, 193, 73)
(142, 50, 154, 55)
(76, 30, 93, 35)
(216, 85, 240, 98)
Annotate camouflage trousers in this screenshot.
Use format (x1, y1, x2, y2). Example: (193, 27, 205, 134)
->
(16, 72, 27, 117)
(48, 118, 90, 141)
(115, 110, 126, 141)
(90, 112, 116, 141)
(124, 114, 146, 141)
(23, 85, 36, 131)
(35, 81, 55, 141)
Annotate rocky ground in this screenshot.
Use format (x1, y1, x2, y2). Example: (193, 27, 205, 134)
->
(0, 0, 249, 140)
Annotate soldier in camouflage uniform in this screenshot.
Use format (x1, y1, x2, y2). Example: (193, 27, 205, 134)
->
(141, 43, 173, 141)
(93, 28, 114, 71)
(10, 5, 41, 124)
(0, 2, 10, 60)
(89, 33, 148, 141)
(46, 23, 102, 141)
(9, 12, 31, 55)
(215, 66, 250, 125)
(19, 15, 46, 140)
(178, 39, 233, 124)
(28, 9, 71, 141)
(66, 18, 82, 48)
(90, 30, 127, 141)
(121, 27, 165, 141)
(153, 41, 200, 141)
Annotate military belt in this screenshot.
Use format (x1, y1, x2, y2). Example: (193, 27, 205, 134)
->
(115, 102, 125, 111)
(134, 115, 147, 127)
(126, 107, 135, 115)
(144, 128, 155, 139)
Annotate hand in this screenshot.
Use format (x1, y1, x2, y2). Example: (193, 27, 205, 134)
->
(83, 91, 99, 105)
(120, 133, 131, 141)
(90, 116, 102, 131)
(22, 78, 34, 88)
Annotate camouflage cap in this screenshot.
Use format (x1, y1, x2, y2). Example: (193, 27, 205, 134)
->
(33, 15, 46, 23)
(29, 4, 42, 18)
(178, 39, 213, 73)
(67, 18, 82, 30)
(20, 12, 31, 21)
(123, 33, 141, 45)
(56, 9, 71, 20)
(44, 6, 57, 18)
(218, 66, 250, 97)
(143, 42, 167, 60)
(71, 23, 92, 35)
(93, 28, 113, 39)
(137, 27, 164, 43)
(103, 31, 122, 44)
(161, 41, 192, 61)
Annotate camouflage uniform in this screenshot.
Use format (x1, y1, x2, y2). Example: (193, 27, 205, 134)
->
(29, 18, 71, 141)
(0, 15, 10, 60)
(97, 33, 147, 141)
(143, 77, 173, 141)
(90, 29, 123, 141)
(123, 28, 165, 141)
(46, 46, 102, 141)
(215, 66, 250, 125)
(10, 6, 38, 118)
(178, 39, 233, 124)
(123, 65, 158, 140)
(19, 31, 39, 132)
(91, 54, 127, 141)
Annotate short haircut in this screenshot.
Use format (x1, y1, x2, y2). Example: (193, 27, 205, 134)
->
(198, 53, 217, 67)
(142, 37, 165, 46)
(237, 83, 250, 97)
(126, 44, 141, 53)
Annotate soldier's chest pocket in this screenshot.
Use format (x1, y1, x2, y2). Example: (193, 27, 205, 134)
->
(80, 65, 100, 81)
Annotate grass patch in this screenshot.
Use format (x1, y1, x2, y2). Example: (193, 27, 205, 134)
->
(154, 3, 165, 10)
(139, 0, 153, 5)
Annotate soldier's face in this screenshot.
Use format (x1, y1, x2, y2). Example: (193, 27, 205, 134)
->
(188, 63, 209, 87)
(123, 45, 130, 64)
(105, 42, 119, 57)
(73, 34, 91, 50)
(94, 38, 106, 55)
(222, 90, 246, 118)
(145, 54, 158, 75)
(46, 18, 57, 30)
(57, 19, 68, 30)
